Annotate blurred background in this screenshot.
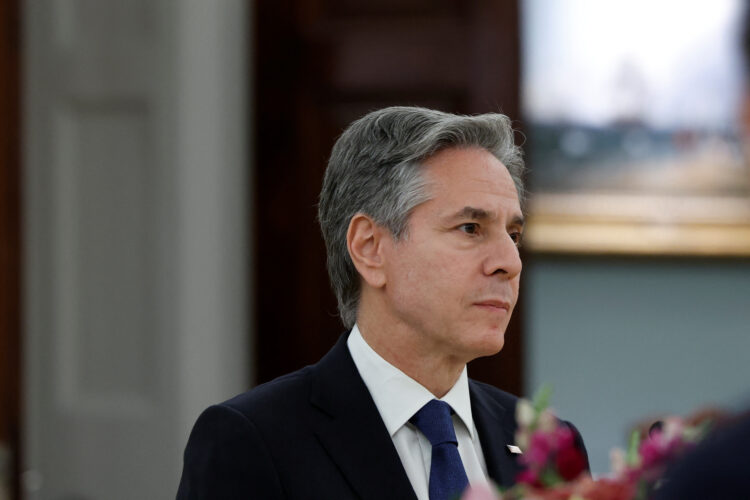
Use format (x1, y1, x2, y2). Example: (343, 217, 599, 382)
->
(1, 0, 749, 498)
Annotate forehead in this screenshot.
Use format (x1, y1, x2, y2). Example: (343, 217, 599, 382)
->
(418, 147, 521, 215)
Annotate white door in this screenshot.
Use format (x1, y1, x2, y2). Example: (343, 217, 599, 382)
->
(23, 1, 251, 498)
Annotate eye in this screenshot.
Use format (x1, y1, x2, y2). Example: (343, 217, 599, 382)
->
(509, 230, 523, 247)
(458, 223, 480, 235)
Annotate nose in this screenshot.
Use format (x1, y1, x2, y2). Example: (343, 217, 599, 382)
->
(482, 232, 522, 278)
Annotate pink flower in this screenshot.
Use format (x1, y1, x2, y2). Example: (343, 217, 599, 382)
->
(638, 434, 665, 468)
(537, 410, 558, 433)
(552, 426, 575, 450)
(461, 482, 503, 500)
(574, 477, 635, 500)
(639, 428, 684, 469)
(609, 448, 627, 476)
(516, 468, 542, 488)
(523, 432, 554, 467)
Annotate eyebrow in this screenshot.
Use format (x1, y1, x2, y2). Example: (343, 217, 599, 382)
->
(449, 206, 525, 227)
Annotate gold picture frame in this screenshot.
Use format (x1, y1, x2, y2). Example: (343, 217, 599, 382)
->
(525, 192, 750, 256)
(521, 1, 750, 257)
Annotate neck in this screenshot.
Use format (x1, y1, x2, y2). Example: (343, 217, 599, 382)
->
(356, 303, 466, 398)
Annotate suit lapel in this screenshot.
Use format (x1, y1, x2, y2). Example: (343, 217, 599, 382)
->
(309, 335, 417, 500)
(469, 381, 524, 488)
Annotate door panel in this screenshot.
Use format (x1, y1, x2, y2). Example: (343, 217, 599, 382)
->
(23, 2, 251, 498)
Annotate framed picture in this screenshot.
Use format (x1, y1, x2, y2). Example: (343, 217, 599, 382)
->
(521, 0, 750, 256)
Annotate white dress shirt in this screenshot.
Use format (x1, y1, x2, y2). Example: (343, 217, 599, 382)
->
(347, 324, 489, 500)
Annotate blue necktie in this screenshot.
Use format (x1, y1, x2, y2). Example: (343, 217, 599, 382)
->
(410, 399, 470, 500)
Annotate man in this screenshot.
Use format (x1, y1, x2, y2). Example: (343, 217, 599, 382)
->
(177, 106, 587, 499)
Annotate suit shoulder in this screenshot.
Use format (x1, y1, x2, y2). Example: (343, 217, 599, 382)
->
(178, 398, 285, 498)
(220, 365, 314, 418)
(469, 378, 520, 408)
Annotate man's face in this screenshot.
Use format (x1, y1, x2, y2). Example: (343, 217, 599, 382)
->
(380, 147, 523, 363)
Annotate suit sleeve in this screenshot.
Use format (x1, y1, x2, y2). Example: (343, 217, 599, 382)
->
(176, 404, 284, 499)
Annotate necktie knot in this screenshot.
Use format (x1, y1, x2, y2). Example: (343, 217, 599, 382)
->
(410, 399, 458, 447)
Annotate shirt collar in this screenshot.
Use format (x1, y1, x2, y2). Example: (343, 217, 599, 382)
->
(347, 324, 476, 439)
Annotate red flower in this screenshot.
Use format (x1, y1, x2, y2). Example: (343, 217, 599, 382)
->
(576, 477, 636, 500)
(555, 445, 587, 481)
(523, 431, 554, 467)
(553, 426, 575, 450)
(516, 468, 542, 488)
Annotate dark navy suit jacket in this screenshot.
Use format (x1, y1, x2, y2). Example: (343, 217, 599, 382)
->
(177, 334, 587, 499)
(654, 414, 750, 500)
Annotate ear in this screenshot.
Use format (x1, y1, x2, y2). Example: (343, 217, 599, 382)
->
(347, 213, 387, 289)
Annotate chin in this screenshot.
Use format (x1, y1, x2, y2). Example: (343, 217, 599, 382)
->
(466, 329, 506, 359)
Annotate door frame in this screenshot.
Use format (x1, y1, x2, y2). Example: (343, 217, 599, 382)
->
(0, 0, 22, 497)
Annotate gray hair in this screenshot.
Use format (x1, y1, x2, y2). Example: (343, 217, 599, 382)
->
(318, 106, 525, 328)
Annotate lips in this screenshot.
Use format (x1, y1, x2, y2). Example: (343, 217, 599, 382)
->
(474, 299, 511, 311)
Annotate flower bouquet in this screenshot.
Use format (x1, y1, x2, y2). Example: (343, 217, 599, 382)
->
(463, 386, 716, 500)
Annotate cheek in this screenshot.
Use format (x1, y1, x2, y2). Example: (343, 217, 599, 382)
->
(390, 252, 461, 308)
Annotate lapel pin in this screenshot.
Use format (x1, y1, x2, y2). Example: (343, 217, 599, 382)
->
(506, 445, 523, 455)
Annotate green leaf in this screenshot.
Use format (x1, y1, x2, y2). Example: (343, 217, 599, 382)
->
(626, 430, 641, 466)
(684, 419, 713, 443)
(532, 384, 553, 414)
(634, 479, 650, 500)
(539, 467, 564, 488)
